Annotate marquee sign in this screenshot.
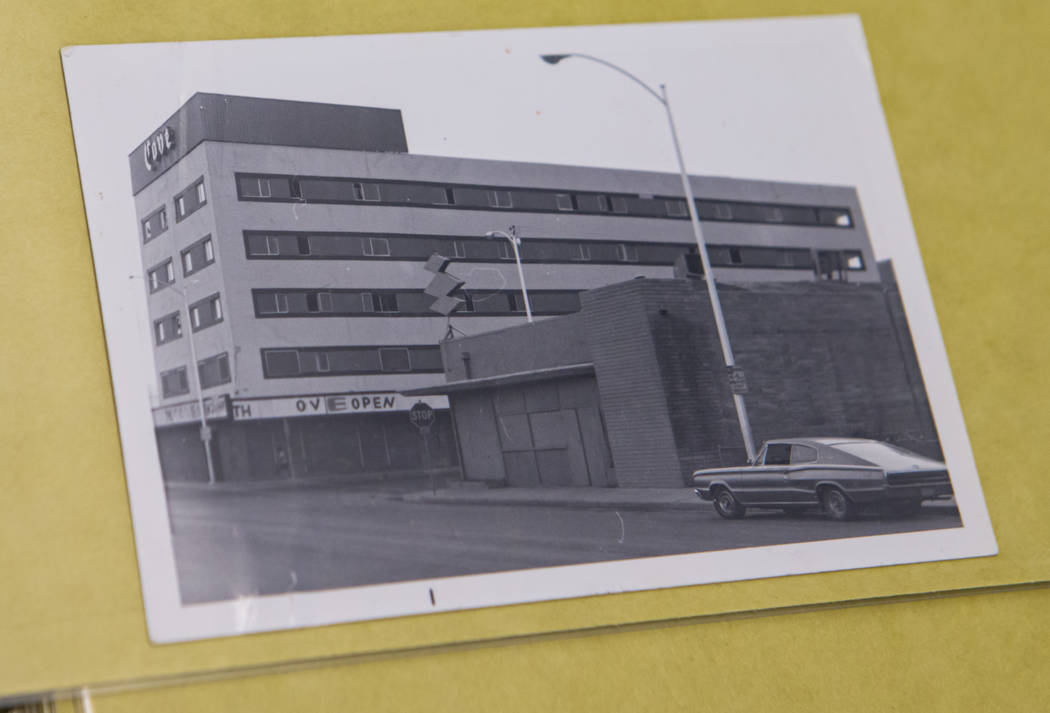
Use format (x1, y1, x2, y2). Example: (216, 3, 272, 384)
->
(230, 392, 448, 421)
(143, 126, 175, 170)
(152, 394, 229, 427)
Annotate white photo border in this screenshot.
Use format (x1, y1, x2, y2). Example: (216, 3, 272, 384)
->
(62, 15, 997, 644)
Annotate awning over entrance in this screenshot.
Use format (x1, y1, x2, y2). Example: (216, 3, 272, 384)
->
(403, 363, 595, 396)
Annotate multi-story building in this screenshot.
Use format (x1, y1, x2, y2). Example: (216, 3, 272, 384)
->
(131, 93, 880, 483)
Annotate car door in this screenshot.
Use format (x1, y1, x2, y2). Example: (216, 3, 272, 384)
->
(737, 442, 792, 504)
(784, 444, 821, 504)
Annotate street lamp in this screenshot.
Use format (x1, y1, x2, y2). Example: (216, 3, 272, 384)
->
(162, 241, 219, 485)
(484, 225, 533, 323)
(540, 52, 756, 461)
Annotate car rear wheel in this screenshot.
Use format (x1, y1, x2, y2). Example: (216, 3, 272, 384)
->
(712, 488, 746, 519)
(819, 487, 856, 521)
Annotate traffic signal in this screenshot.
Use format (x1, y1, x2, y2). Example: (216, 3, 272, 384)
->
(424, 253, 465, 316)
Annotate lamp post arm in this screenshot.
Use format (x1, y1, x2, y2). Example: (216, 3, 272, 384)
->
(553, 53, 666, 106)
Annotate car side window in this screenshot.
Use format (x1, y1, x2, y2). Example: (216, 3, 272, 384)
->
(764, 443, 792, 465)
(790, 445, 818, 464)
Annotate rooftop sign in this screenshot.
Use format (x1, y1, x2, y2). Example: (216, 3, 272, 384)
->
(128, 93, 408, 195)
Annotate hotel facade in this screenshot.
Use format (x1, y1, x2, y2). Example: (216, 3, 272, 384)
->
(131, 93, 881, 484)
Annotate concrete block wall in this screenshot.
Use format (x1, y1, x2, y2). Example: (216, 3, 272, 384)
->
(580, 281, 684, 488)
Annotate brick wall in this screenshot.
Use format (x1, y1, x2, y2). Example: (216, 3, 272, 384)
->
(582, 277, 942, 485)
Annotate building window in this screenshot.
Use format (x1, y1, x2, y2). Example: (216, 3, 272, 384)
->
(189, 293, 223, 332)
(507, 293, 526, 313)
(371, 293, 399, 313)
(189, 248, 212, 279)
(379, 347, 411, 372)
(616, 243, 639, 262)
(261, 346, 442, 378)
(180, 235, 215, 276)
(263, 350, 300, 377)
(305, 292, 333, 313)
(160, 366, 189, 398)
(821, 209, 853, 227)
(173, 177, 207, 223)
(572, 243, 591, 261)
(610, 196, 629, 214)
(141, 206, 168, 243)
(452, 241, 467, 258)
(845, 251, 865, 270)
(197, 352, 231, 390)
(665, 200, 688, 217)
(364, 237, 390, 257)
(147, 259, 175, 293)
(555, 194, 575, 211)
(154, 311, 181, 345)
(352, 182, 381, 201)
(487, 190, 513, 208)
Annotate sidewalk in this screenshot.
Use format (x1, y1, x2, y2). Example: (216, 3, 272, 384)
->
(401, 485, 960, 513)
(401, 485, 706, 511)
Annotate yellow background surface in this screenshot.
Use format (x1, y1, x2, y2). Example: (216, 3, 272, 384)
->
(2, 0, 1048, 709)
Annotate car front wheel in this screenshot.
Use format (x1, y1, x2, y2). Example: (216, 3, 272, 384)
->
(819, 487, 856, 521)
(712, 488, 747, 519)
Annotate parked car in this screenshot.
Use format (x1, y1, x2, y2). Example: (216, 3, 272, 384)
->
(692, 438, 953, 520)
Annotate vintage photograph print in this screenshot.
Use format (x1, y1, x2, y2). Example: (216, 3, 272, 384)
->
(62, 17, 996, 643)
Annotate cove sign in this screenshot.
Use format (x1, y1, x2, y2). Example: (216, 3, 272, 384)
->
(143, 126, 175, 170)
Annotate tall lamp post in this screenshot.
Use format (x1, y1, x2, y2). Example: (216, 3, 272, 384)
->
(540, 53, 756, 461)
(484, 225, 534, 323)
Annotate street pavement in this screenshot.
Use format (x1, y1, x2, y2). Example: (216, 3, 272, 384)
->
(167, 480, 962, 605)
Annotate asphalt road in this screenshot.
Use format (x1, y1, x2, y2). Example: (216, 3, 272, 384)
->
(168, 483, 962, 605)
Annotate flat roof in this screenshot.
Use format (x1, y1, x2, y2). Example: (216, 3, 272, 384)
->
(403, 363, 595, 395)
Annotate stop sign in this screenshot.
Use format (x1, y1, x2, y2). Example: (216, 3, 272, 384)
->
(409, 401, 436, 432)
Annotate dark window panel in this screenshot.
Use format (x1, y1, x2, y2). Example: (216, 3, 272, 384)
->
(198, 352, 231, 390)
(298, 178, 357, 202)
(378, 182, 449, 205)
(160, 367, 189, 398)
(379, 347, 412, 372)
(528, 292, 581, 313)
(409, 347, 444, 372)
(174, 177, 206, 222)
(509, 190, 559, 211)
(264, 350, 300, 377)
(328, 349, 382, 373)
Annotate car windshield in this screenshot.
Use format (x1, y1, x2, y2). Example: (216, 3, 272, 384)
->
(834, 442, 938, 469)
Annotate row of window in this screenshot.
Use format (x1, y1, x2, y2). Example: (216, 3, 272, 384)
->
(252, 289, 579, 318)
(262, 346, 443, 378)
(235, 173, 855, 229)
(160, 352, 231, 398)
(153, 294, 223, 346)
(142, 177, 208, 243)
(242, 231, 861, 271)
(161, 343, 443, 396)
(147, 235, 216, 293)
